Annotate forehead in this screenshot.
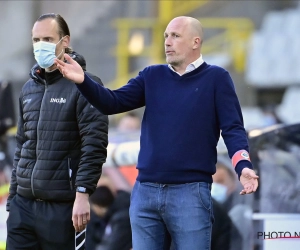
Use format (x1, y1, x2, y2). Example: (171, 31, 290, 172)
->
(165, 18, 188, 34)
(32, 18, 59, 38)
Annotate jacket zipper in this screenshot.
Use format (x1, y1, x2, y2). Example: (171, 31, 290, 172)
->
(31, 79, 47, 197)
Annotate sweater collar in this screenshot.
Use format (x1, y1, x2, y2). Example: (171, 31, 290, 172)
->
(168, 55, 204, 76)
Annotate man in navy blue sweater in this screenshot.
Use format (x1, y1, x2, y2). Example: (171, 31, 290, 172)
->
(56, 16, 259, 250)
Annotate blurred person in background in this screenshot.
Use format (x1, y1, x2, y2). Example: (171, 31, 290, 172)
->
(212, 156, 246, 250)
(211, 198, 235, 250)
(261, 104, 283, 128)
(87, 174, 132, 250)
(108, 111, 141, 144)
(6, 13, 108, 250)
(212, 155, 240, 213)
(0, 153, 10, 187)
(55, 16, 259, 250)
(0, 80, 16, 178)
(0, 80, 15, 140)
(212, 155, 254, 213)
(116, 111, 141, 133)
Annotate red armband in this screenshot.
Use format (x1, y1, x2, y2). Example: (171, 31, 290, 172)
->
(231, 150, 251, 168)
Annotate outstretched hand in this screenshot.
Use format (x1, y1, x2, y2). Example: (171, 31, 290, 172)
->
(54, 54, 84, 84)
(239, 168, 259, 195)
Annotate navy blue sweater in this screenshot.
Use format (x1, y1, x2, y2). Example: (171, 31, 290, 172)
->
(77, 62, 252, 184)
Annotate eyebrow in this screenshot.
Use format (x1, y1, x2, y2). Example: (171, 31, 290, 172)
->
(32, 36, 53, 41)
(164, 32, 179, 36)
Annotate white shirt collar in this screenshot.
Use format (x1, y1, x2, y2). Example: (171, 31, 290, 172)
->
(168, 55, 204, 75)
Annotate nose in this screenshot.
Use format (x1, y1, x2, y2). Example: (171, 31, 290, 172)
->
(164, 36, 171, 47)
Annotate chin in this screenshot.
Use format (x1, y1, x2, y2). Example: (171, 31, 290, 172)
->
(167, 57, 180, 66)
(166, 58, 175, 65)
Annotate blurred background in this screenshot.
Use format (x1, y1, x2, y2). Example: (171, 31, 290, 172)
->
(1, 0, 300, 127)
(1, 1, 300, 249)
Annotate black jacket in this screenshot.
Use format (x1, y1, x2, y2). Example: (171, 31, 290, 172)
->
(6, 52, 108, 211)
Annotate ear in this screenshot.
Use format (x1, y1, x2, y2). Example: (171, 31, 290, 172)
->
(62, 35, 70, 48)
(192, 37, 201, 50)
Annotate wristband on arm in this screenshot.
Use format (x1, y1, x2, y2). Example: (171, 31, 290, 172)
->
(231, 150, 251, 168)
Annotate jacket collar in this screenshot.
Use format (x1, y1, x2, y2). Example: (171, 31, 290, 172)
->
(29, 64, 63, 85)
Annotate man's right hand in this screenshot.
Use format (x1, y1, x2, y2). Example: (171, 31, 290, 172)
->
(55, 54, 85, 84)
(72, 192, 90, 232)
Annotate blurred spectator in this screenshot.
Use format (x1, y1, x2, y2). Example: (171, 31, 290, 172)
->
(212, 156, 246, 250)
(0, 80, 15, 187)
(0, 80, 15, 138)
(108, 112, 141, 144)
(86, 173, 132, 250)
(261, 104, 283, 127)
(0, 80, 16, 166)
(211, 198, 242, 250)
(88, 184, 132, 250)
(212, 155, 239, 213)
(116, 112, 141, 133)
(86, 203, 107, 250)
(0, 152, 10, 186)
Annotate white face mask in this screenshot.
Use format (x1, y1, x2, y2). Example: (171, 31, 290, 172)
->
(211, 182, 228, 203)
(33, 37, 65, 69)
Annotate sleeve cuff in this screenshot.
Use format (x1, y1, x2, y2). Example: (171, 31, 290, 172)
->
(235, 160, 253, 180)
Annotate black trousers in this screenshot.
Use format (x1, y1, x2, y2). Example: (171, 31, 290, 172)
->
(6, 194, 85, 250)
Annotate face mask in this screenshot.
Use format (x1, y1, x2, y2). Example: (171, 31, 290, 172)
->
(211, 182, 228, 203)
(33, 37, 65, 69)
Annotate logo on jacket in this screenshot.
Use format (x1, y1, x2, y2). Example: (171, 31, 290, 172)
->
(50, 97, 66, 104)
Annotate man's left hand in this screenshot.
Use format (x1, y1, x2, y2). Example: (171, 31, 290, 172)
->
(72, 192, 90, 232)
(239, 168, 259, 195)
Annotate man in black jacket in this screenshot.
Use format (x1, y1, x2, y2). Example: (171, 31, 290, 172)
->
(6, 13, 108, 250)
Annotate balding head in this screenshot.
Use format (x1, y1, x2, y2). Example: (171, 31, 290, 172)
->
(168, 16, 203, 43)
(189, 17, 203, 44)
(164, 16, 203, 74)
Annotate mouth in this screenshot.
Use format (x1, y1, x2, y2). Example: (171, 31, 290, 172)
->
(165, 51, 174, 55)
